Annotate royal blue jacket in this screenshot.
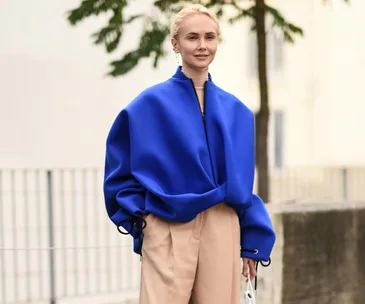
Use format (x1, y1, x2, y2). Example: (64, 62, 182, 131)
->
(103, 66, 275, 262)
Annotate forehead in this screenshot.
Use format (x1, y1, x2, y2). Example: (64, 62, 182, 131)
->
(179, 13, 218, 35)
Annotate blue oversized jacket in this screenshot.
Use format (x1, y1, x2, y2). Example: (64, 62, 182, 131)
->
(103, 66, 275, 261)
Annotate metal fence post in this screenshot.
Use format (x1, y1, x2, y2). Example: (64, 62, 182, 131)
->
(47, 170, 56, 304)
(342, 168, 348, 201)
(0, 170, 6, 304)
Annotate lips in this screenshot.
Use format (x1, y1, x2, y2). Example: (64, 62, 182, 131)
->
(194, 55, 209, 58)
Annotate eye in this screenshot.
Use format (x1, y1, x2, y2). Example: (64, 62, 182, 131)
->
(188, 36, 197, 40)
(206, 35, 216, 40)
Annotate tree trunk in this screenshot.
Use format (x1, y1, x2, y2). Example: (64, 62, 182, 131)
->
(255, 0, 270, 203)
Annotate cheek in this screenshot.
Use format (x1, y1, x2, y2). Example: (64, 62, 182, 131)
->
(180, 44, 196, 55)
(210, 41, 218, 52)
(209, 46, 218, 56)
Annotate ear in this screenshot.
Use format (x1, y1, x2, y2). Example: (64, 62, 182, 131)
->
(171, 38, 179, 53)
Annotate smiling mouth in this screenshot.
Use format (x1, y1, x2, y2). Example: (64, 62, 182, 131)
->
(195, 55, 209, 58)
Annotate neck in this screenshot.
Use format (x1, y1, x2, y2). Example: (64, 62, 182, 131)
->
(181, 65, 209, 87)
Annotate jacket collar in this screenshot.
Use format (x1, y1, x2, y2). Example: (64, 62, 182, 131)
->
(172, 66, 213, 82)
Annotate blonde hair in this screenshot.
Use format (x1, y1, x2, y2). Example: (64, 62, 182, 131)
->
(169, 4, 220, 40)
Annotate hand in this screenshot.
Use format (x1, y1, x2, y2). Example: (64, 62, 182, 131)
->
(242, 258, 257, 281)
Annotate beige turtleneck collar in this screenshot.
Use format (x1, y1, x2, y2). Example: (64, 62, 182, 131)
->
(181, 65, 209, 88)
(181, 65, 208, 114)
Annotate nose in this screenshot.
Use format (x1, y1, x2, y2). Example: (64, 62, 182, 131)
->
(198, 38, 207, 50)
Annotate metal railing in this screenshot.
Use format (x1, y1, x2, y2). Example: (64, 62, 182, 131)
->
(0, 166, 364, 303)
(266, 166, 365, 203)
(0, 168, 140, 304)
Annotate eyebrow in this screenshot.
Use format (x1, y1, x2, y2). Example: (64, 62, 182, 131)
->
(185, 32, 216, 36)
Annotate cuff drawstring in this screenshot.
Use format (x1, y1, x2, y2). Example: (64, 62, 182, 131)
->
(242, 248, 272, 290)
(116, 217, 147, 255)
(116, 217, 147, 235)
(254, 258, 271, 290)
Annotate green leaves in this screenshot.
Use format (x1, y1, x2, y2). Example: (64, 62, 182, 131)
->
(67, 0, 127, 25)
(228, 5, 255, 24)
(91, 11, 121, 53)
(108, 20, 169, 76)
(153, 0, 181, 12)
(67, 0, 134, 53)
(265, 5, 303, 43)
(66, 0, 305, 76)
(322, 0, 350, 4)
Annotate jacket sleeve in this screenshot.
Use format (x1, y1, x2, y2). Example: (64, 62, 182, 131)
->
(103, 109, 146, 240)
(239, 194, 276, 261)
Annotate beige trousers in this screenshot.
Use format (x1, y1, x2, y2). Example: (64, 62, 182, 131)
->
(139, 203, 241, 304)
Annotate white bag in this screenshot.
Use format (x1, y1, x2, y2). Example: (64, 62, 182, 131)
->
(241, 278, 256, 304)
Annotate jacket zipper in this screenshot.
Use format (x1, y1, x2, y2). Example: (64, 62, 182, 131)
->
(190, 79, 216, 185)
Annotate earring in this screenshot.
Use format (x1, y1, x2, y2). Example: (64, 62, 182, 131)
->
(175, 52, 180, 66)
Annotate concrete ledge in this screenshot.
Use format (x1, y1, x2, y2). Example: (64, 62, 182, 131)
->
(267, 200, 365, 214)
(257, 201, 365, 304)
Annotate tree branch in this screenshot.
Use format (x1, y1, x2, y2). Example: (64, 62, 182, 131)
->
(265, 4, 303, 43)
(108, 19, 168, 76)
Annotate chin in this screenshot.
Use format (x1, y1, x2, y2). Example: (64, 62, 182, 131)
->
(190, 61, 211, 70)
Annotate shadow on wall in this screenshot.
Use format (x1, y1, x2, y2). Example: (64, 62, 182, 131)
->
(257, 201, 365, 304)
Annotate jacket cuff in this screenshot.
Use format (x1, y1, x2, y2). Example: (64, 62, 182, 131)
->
(240, 232, 275, 261)
(239, 194, 276, 261)
(111, 208, 140, 239)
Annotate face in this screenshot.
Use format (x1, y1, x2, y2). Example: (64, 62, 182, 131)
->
(172, 13, 218, 71)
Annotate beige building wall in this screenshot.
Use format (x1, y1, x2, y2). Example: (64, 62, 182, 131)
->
(0, 0, 364, 169)
(269, 0, 365, 166)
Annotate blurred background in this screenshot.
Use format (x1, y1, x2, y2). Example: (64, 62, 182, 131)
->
(0, 0, 364, 303)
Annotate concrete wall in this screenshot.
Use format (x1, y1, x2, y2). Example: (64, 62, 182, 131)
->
(257, 201, 365, 304)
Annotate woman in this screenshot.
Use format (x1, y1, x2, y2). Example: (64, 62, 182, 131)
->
(103, 4, 275, 304)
